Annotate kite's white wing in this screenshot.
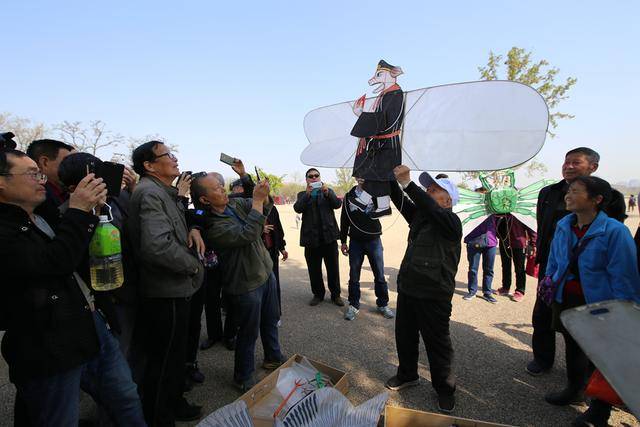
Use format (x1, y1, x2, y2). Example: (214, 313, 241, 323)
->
(301, 80, 549, 171)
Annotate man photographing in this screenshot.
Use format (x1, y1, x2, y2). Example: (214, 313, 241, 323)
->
(191, 169, 284, 391)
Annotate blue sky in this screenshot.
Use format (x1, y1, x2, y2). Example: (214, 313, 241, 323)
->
(3, 0, 639, 185)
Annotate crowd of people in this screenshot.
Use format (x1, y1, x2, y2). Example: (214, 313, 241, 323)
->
(0, 131, 639, 427)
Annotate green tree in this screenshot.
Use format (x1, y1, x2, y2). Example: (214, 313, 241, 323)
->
(462, 47, 576, 183)
(250, 169, 286, 195)
(332, 167, 356, 196)
(479, 47, 577, 137)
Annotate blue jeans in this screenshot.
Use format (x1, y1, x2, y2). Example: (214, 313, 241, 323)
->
(467, 245, 497, 295)
(15, 312, 145, 426)
(231, 273, 283, 382)
(347, 237, 389, 309)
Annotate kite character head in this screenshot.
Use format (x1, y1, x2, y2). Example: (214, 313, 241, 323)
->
(369, 60, 403, 94)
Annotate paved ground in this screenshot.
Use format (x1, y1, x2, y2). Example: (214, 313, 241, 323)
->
(1, 205, 638, 426)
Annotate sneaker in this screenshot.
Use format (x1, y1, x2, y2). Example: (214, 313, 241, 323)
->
(344, 305, 359, 320)
(462, 292, 476, 301)
(511, 291, 525, 302)
(437, 393, 456, 413)
(200, 338, 218, 350)
(544, 387, 584, 406)
(377, 306, 395, 319)
(174, 397, 203, 422)
(262, 357, 285, 370)
(186, 361, 205, 384)
(483, 294, 498, 304)
(309, 296, 323, 306)
(496, 287, 511, 296)
(525, 359, 550, 376)
(233, 376, 257, 393)
(385, 375, 419, 391)
(331, 296, 345, 307)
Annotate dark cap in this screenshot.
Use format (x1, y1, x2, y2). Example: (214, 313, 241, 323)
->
(0, 132, 17, 150)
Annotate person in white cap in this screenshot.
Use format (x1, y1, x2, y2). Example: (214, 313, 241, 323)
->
(384, 165, 462, 414)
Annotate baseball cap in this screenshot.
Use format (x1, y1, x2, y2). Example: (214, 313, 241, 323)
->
(419, 172, 460, 206)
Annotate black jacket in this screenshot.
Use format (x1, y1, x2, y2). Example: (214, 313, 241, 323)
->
(264, 204, 286, 252)
(0, 203, 100, 382)
(391, 182, 462, 300)
(293, 189, 341, 248)
(340, 187, 382, 243)
(535, 181, 627, 272)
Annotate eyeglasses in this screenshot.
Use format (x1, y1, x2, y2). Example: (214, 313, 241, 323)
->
(0, 172, 48, 183)
(154, 152, 177, 162)
(307, 174, 320, 179)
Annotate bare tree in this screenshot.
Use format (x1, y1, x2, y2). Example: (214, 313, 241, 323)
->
(0, 112, 46, 151)
(56, 120, 123, 155)
(126, 134, 179, 164)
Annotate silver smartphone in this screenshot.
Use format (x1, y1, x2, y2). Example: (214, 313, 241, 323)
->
(220, 153, 236, 166)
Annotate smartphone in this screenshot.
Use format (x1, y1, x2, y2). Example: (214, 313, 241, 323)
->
(220, 153, 236, 166)
(96, 162, 125, 197)
(310, 181, 323, 190)
(254, 166, 261, 181)
(176, 171, 192, 187)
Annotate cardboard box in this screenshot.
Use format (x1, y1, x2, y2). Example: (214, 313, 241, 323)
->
(237, 354, 349, 427)
(384, 405, 513, 427)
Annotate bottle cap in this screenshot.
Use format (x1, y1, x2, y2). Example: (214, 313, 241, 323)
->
(98, 215, 110, 223)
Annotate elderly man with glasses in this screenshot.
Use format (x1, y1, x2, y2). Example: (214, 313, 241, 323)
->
(0, 148, 145, 426)
(128, 141, 205, 425)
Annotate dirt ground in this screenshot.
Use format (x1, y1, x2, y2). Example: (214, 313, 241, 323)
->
(0, 203, 638, 426)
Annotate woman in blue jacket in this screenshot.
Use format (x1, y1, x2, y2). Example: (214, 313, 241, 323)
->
(544, 176, 640, 426)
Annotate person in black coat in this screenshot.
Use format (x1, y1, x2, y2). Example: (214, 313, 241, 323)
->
(293, 168, 343, 307)
(262, 202, 288, 317)
(0, 149, 144, 426)
(528, 147, 627, 384)
(384, 165, 462, 414)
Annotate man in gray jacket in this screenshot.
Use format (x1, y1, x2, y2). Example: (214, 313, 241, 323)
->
(128, 141, 204, 425)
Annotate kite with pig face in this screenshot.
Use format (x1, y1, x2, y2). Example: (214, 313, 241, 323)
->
(350, 60, 405, 218)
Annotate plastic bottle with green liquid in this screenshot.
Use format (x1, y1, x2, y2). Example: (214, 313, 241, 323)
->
(89, 209, 124, 291)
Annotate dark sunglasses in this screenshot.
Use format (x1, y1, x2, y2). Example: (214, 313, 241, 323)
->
(307, 174, 320, 179)
(154, 152, 177, 161)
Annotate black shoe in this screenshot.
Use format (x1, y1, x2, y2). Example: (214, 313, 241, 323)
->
(544, 387, 584, 406)
(331, 296, 345, 307)
(309, 296, 323, 306)
(224, 337, 236, 351)
(385, 375, 419, 391)
(233, 376, 257, 392)
(200, 338, 217, 350)
(571, 400, 612, 427)
(526, 359, 550, 376)
(437, 393, 456, 413)
(186, 361, 205, 383)
(174, 397, 203, 422)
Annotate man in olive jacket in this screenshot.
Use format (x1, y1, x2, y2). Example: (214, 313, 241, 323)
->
(128, 141, 204, 424)
(385, 165, 462, 414)
(190, 172, 284, 391)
